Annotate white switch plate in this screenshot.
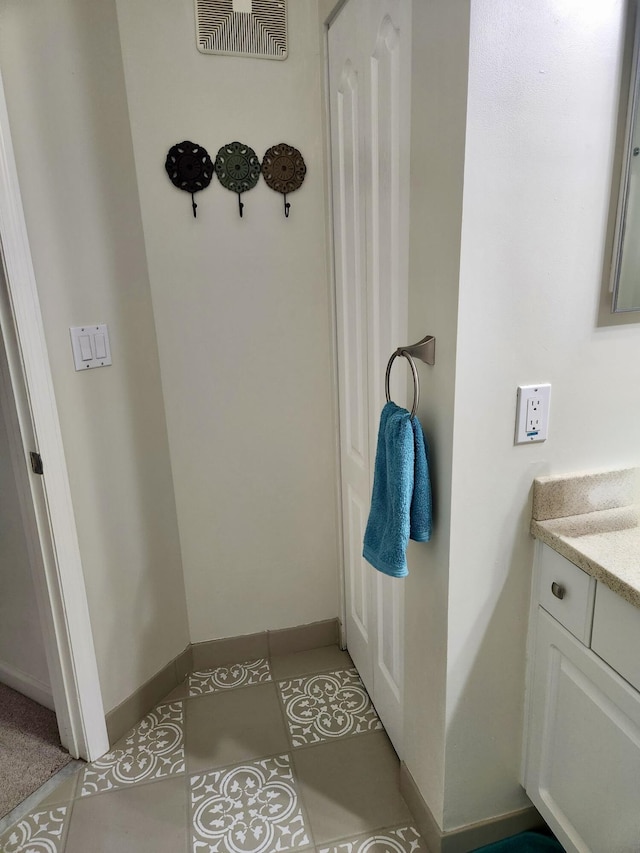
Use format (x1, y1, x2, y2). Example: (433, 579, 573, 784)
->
(515, 384, 551, 444)
(70, 324, 112, 371)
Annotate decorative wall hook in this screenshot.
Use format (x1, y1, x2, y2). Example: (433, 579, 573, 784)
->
(214, 141, 261, 218)
(261, 143, 306, 218)
(165, 141, 213, 218)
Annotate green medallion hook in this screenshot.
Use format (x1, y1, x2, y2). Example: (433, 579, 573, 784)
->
(214, 141, 261, 218)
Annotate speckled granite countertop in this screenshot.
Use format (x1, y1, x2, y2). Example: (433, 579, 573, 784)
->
(530, 468, 640, 609)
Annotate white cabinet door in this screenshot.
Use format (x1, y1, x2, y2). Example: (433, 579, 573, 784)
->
(526, 608, 640, 853)
(328, 0, 411, 756)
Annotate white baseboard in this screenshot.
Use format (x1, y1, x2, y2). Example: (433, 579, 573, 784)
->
(0, 660, 54, 710)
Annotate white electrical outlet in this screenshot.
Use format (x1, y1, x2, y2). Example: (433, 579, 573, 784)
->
(515, 384, 551, 444)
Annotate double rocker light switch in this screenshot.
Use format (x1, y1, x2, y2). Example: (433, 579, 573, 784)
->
(70, 324, 112, 371)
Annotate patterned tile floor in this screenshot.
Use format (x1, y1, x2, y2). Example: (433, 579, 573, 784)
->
(0, 645, 427, 853)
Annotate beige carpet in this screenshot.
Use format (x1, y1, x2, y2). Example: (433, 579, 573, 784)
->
(0, 681, 72, 817)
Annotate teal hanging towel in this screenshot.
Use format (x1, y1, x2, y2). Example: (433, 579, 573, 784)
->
(363, 402, 432, 578)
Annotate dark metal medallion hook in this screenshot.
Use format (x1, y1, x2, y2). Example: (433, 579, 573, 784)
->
(238, 193, 244, 218)
(165, 141, 212, 219)
(284, 194, 290, 218)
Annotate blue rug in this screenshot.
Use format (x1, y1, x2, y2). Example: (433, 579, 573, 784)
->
(474, 831, 564, 852)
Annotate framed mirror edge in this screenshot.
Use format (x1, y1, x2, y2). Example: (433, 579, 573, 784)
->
(610, 0, 640, 314)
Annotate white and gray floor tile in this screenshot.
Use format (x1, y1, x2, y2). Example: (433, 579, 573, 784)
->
(188, 658, 272, 697)
(278, 668, 383, 747)
(0, 646, 424, 853)
(190, 754, 312, 853)
(1, 807, 69, 853)
(80, 701, 185, 796)
(318, 825, 427, 853)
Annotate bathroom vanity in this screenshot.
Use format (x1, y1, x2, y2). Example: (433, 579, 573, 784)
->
(524, 469, 640, 853)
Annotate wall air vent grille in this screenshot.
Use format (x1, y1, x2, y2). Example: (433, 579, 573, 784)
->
(195, 0, 287, 60)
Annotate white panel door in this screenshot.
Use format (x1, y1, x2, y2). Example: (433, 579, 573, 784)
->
(328, 0, 411, 756)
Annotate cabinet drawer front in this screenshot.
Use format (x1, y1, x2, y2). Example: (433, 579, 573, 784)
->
(538, 545, 596, 644)
(592, 583, 640, 693)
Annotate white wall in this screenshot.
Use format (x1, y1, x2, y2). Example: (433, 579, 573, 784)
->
(0, 0, 190, 712)
(443, 0, 639, 830)
(0, 361, 51, 704)
(403, 0, 470, 826)
(115, 0, 340, 642)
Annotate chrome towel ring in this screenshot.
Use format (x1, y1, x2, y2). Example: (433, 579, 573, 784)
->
(386, 351, 420, 418)
(384, 334, 435, 419)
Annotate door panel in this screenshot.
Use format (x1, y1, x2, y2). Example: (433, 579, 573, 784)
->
(368, 13, 405, 418)
(347, 486, 369, 639)
(329, 0, 411, 756)
(364, 2, 411, 753)
(329, 0, 374, 695)
(337, 64, 367, 468)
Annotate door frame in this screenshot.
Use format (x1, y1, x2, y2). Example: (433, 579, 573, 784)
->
(321, 0, 351, 648)
(0, 68, 109, 761)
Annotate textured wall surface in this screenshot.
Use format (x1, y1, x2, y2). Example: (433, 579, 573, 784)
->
(445, 0, 637, 829)
(0, 0, 190, 712)
(115, 0, 340, 642)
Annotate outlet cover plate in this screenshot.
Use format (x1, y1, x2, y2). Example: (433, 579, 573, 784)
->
(515, 384, 551, 444)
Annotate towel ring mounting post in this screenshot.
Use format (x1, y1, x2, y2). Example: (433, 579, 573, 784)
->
(384, 334, 435, 419)
(400, 334, 435, 366)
